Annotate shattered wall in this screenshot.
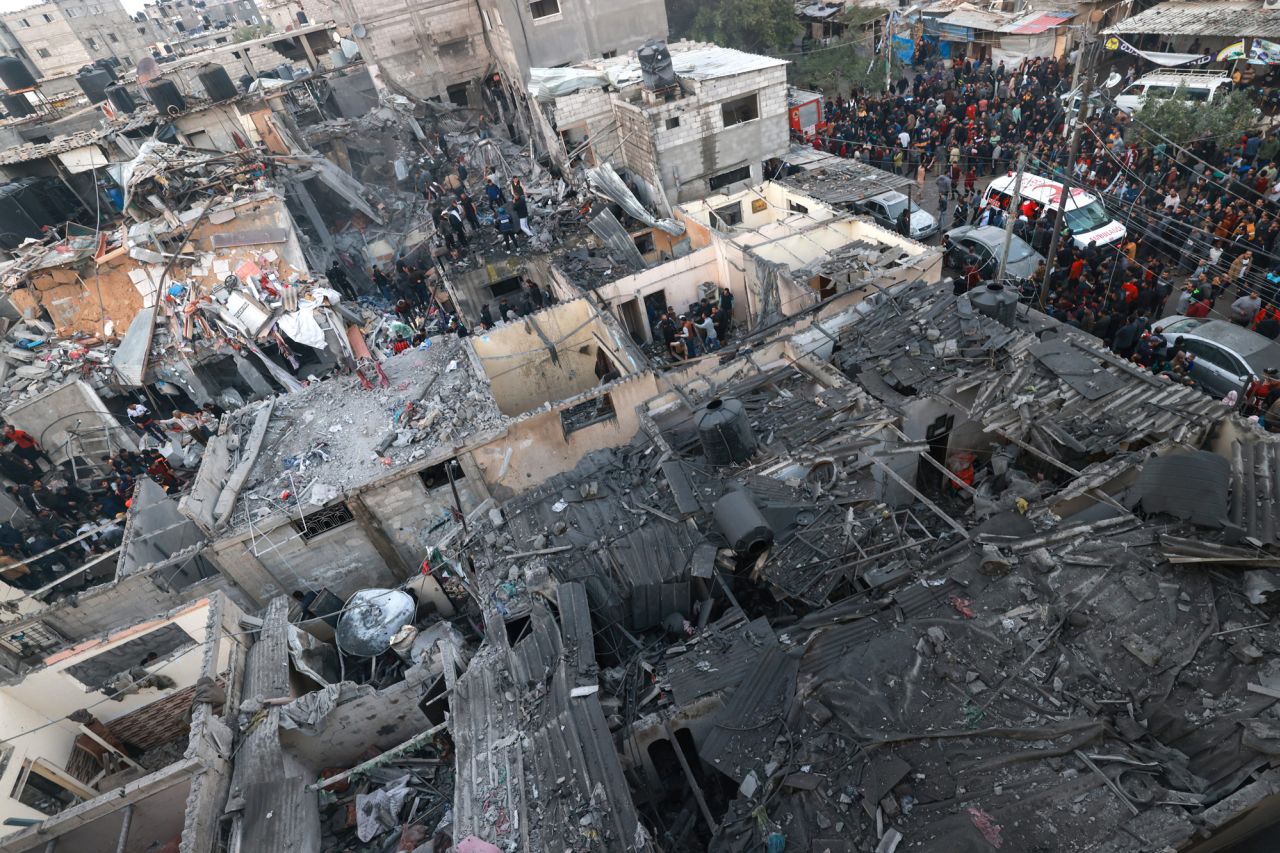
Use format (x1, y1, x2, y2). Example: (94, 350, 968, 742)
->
(4, 378, 136, 464)
(470, 370, 660, 496)
(471, 299, 635, 416)
(334, 0, 488, 101)
(16, 247, 144, 338)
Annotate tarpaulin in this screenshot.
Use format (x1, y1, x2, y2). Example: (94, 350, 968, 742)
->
(528, 67, 610, 102)
(278, 303, 329, 349)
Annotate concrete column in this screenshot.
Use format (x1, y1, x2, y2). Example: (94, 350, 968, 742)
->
(347, 493, 410, 585)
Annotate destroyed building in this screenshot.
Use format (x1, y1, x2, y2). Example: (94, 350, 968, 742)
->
(0, 594, 244, 852)
(528, 42, 791, 207)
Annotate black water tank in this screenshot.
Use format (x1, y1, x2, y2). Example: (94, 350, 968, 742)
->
(105, 84, 137, 114)
(196, 63, 236, 101)
(0, 56, 36, 91)
(275, 63, 295, 81)
(638, 39, 676, 90)
(1, 92, 33, 118)
(10, 178, 58, 226)
(696, 397, 757, 466)
(969, 282, 1019, 325)
(0, 184, 43, 250)
(145, 78, 186, 115)
(238, 73, 253, 92)
(713, 490, 774, 557)
(91, 58, 117, 80)
(76, 66, 114, 104)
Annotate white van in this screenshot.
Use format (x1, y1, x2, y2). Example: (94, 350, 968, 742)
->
(981, 172, 1126, 248)
(1113, 70, 1233, 114)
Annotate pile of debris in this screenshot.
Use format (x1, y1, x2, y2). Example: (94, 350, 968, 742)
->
(234, 337, 507, 522)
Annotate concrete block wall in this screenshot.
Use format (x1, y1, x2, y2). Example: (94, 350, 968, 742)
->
(352, 0, 489, 100)
(213, 515, 394, 602)
(107, 682, 200, 751)
(41, 574, 233, 642)
(359, 471, 482, 572)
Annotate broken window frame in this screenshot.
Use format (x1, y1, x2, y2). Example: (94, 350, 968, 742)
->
(708, 165, 752, 192)
(560, 394, 617, 437)
(713, 202, 743, 228)
(529, 0, 560, 19)
(721, 94, 760, 128)
(292, 501, 356, 541)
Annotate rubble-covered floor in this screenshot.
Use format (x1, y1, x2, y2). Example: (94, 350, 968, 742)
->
(233, 338, 506, 524)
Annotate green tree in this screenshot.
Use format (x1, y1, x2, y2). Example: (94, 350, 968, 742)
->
(1131, 88, 1259, 149)
(234, 23, 275, 43)
(789, 37, 902, 96)
(677, 0, 802, 53)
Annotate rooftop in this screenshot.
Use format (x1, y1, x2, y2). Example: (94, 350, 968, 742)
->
(181, 338, 507, 532)
(1102, 0, 1280, 37)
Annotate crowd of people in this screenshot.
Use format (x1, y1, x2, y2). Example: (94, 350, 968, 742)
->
(0, 424, 133, 597)
(800, 51, 1279, 406)
(651, 287, 735, 360)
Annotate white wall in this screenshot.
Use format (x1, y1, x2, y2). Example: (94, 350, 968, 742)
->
(0, 599, 223, 838)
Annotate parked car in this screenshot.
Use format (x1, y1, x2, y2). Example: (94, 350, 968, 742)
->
(1155, 316, 1280, 398)
(853, 191, 937, 241)
(1113, 70, 1233, 115)
(943, 224, 1043, 281)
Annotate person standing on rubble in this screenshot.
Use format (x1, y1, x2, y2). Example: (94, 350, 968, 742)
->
(445, 205, 469, 248)
(458, 194, 481, 232)
(511, 178, 534, 238)
(146, 452, 180, 492)
(479, 304, 494, 330)
(126, 402, 168, 445)
(2, 424, 49, 469)
(326, 260, 355, 300)
(495, 205, 519, 250)
(484, 178, 505, 211)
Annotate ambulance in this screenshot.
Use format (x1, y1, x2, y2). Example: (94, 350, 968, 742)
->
(979, 172, 1126, 248)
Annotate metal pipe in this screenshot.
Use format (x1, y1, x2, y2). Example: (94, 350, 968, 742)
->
(115, 804, 135, 853)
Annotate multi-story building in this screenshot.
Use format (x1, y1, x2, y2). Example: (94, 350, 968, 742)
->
(0, 0, 164, 80)
(142, 0, 263, 43)
(479, 0, 668, 79)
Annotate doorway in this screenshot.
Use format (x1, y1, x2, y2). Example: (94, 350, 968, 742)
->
(642, 289, 668, 339)
(619, 298, 647, 343)
(921, 413, 955, 492)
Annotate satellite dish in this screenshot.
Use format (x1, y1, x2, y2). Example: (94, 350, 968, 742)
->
(335, 588, 416, 657)
(1104, 72, 1122, 90)
(352, 23, 367, 38)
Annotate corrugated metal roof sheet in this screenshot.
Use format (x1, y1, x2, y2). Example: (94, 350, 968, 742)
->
(936, 8, 1014, 30)
(1103, 1, 1280, 38)
(452, 602, 650, 851)
(999, 9, 1073, 33)
(663, 615, 776, 707)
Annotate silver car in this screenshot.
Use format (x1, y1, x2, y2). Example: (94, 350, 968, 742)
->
(1155, 316, 1280, 398)
(854, 191, 938, 241)
(944, 225, 1043, 281)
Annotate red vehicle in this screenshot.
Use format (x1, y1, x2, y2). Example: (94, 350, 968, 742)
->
(788, 88, 825, 138)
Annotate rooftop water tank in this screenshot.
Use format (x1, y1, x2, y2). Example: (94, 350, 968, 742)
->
(696, 397, 756, 466)
(638, 39, 676, 90)
(91, 58, 118, 80)
(76, 66, 114, 104)
(713, 489, 774, 558)
(969, 282, 1020, 325)
(1, 92, 33, 118)
(274, 63, 295, 81)
(144, 78, 186, 115)
(105, 84, 137, 114)
(0, 56, 36, 92)
(196, 63, 236, 101)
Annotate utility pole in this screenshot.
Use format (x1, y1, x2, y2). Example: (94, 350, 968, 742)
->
(1038, 38, 1092, 309)
(996, 148, 1028, 283)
